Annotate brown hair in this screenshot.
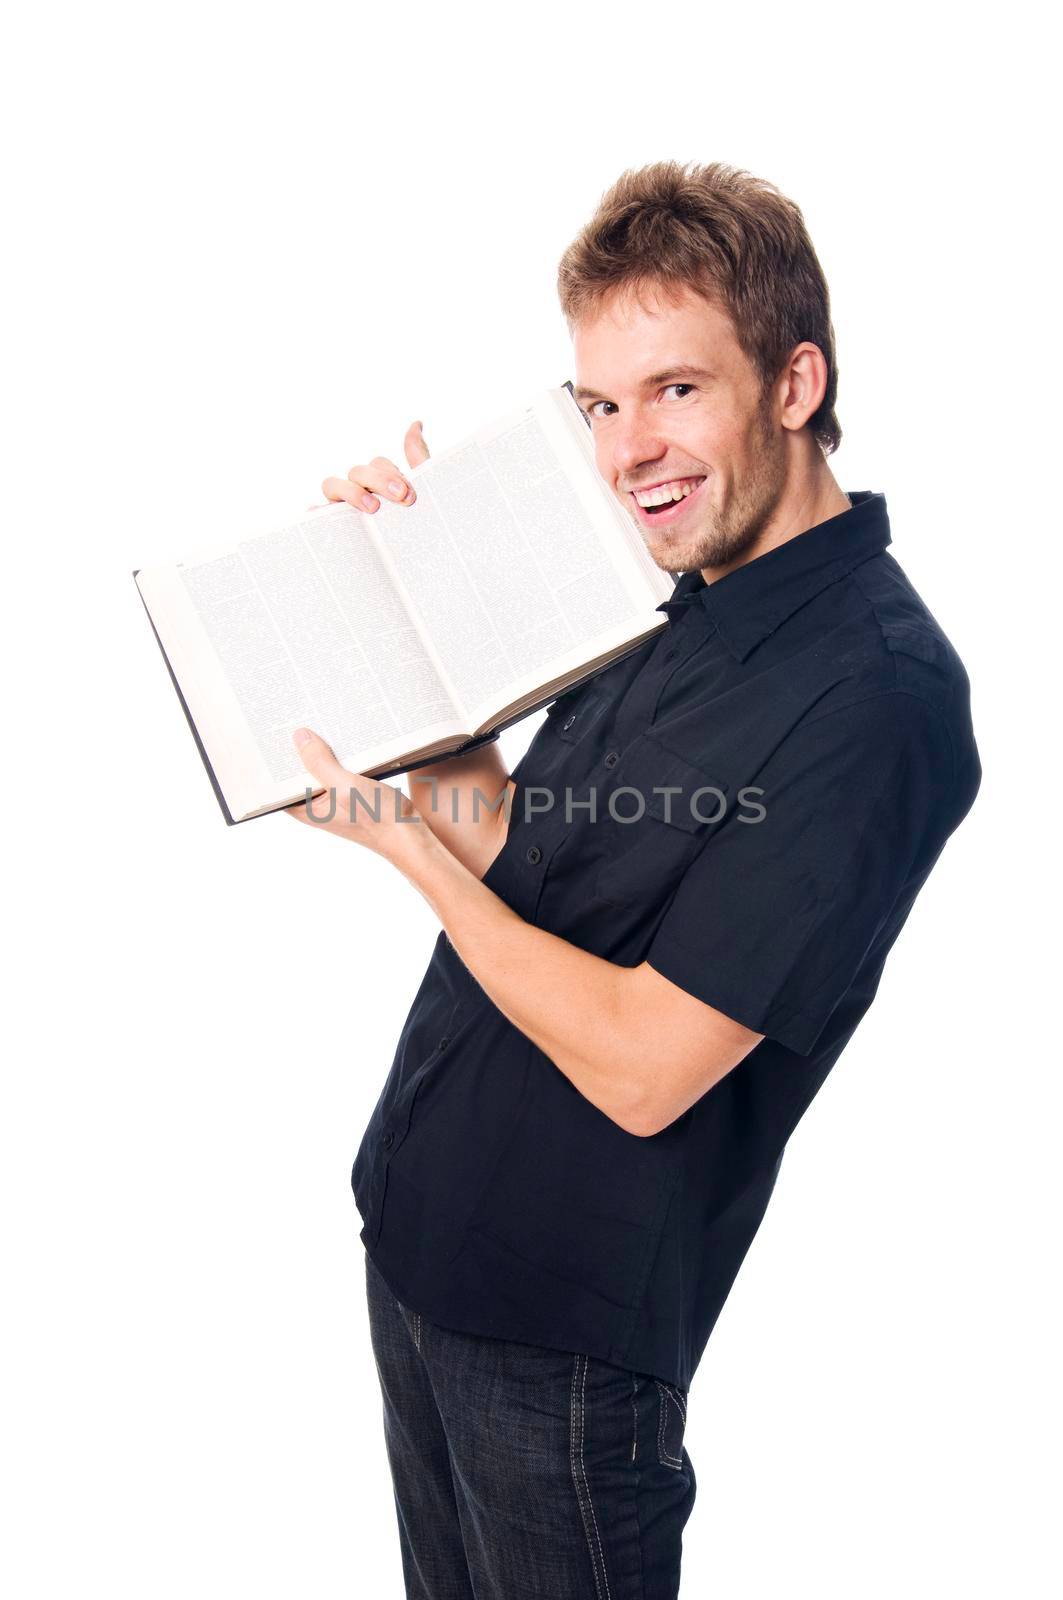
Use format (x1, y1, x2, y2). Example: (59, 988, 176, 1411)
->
(557, 160, 842, 455)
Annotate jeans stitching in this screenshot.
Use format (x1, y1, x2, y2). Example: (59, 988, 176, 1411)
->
(631, 1375, 638, 1464)
(569, 1355, 612, 1600)
(580, 1357, 612, 1599)
(655, 1380, 684, 1469)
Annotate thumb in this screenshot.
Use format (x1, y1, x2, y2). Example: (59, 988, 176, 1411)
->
(292, 727, 348, 787)
(404, 419, 430, 468)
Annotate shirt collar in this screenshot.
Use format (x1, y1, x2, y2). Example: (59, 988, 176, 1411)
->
(655, 491, 892, 662)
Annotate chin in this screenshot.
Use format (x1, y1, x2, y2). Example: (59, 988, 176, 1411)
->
(643, 534, 700, 574)
(653, 514, 711, 558)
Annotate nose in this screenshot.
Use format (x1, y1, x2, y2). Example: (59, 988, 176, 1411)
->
(609, 407, 668, 486)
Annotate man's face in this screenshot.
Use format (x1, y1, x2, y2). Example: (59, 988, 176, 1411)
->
(572, 282, 788, 576)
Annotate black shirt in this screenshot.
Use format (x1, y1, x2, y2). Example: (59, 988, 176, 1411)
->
(352, 491, 981, 1391)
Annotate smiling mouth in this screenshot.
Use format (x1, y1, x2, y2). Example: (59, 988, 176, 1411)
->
(630, 475, 707, 522)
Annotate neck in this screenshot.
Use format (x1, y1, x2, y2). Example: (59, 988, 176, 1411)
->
(702, 448, 851, 586)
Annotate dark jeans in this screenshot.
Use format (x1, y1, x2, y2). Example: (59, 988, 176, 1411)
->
(364, 1247, 697, 1598)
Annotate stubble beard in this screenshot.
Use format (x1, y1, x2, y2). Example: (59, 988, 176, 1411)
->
(644, 399, 788, 577)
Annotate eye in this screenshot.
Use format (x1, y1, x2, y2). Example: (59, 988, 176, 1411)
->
(587, 400, 617, 419)
(663, 383, 696, 401)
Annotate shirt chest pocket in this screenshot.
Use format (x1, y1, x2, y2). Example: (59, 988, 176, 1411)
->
(594, 736, 729, 911)
(544, 680, 613, 745)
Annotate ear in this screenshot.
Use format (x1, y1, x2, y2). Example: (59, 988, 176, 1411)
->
(777, 341, 829, 435)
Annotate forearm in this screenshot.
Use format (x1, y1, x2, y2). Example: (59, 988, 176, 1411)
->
(396, 821, 649, 1133)
(288, 727, 760, 1137)
(295, 732, 647, 1125)
(403, 744, 514, 879)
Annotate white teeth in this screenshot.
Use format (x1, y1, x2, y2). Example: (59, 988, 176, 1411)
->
(634, 478, 702, 507)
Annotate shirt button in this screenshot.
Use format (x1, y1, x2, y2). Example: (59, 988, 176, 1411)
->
(438, 1036, 450, 1051)
(604, 750, 619, 769)
(381, 1130, 394, 1149)
(526, 845, 542, 864)
(562, 714, 576, 730)
(664, 648, 677, 661)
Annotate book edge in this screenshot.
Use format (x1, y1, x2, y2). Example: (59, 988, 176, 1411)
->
(133, 569, 238, 827)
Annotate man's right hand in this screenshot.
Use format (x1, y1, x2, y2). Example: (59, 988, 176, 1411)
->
(319, 420, 431, 513)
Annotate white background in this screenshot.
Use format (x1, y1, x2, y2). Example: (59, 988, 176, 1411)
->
(3, 4, 1058, 1596)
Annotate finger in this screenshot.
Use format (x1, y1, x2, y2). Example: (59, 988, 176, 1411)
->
(356, 456, 416, 506)
(284, 793, 319, 823)
(322, 474, 380, 512)
(404, 420, 430, 468)
(286, 791, 338, 826)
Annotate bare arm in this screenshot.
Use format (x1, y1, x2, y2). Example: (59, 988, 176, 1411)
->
(287, 734, 763, 1138)
(404, 745, 515, 880)
(399, 819, 762, 1135)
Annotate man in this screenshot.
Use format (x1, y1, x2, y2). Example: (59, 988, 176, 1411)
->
(288, 161, 981, 1598)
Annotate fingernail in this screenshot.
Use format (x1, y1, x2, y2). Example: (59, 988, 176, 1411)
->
(293, 728, 312, 746)
(361, 493, 377, 511)
(388, 480, 406, 499)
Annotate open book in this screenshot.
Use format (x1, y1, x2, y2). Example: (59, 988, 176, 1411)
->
(134, 384, 678, 824)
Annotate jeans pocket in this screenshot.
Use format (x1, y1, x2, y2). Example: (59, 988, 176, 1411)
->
(654, 1380, 688, 1471)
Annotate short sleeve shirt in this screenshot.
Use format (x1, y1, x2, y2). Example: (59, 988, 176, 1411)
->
(352, 492, 982, 1390)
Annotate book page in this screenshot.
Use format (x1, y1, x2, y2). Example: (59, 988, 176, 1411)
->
(138, 505, 469, 818)
(368, 389, 674, 729)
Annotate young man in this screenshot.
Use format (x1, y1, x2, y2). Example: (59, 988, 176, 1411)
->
(289, 162, 981, 1598)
